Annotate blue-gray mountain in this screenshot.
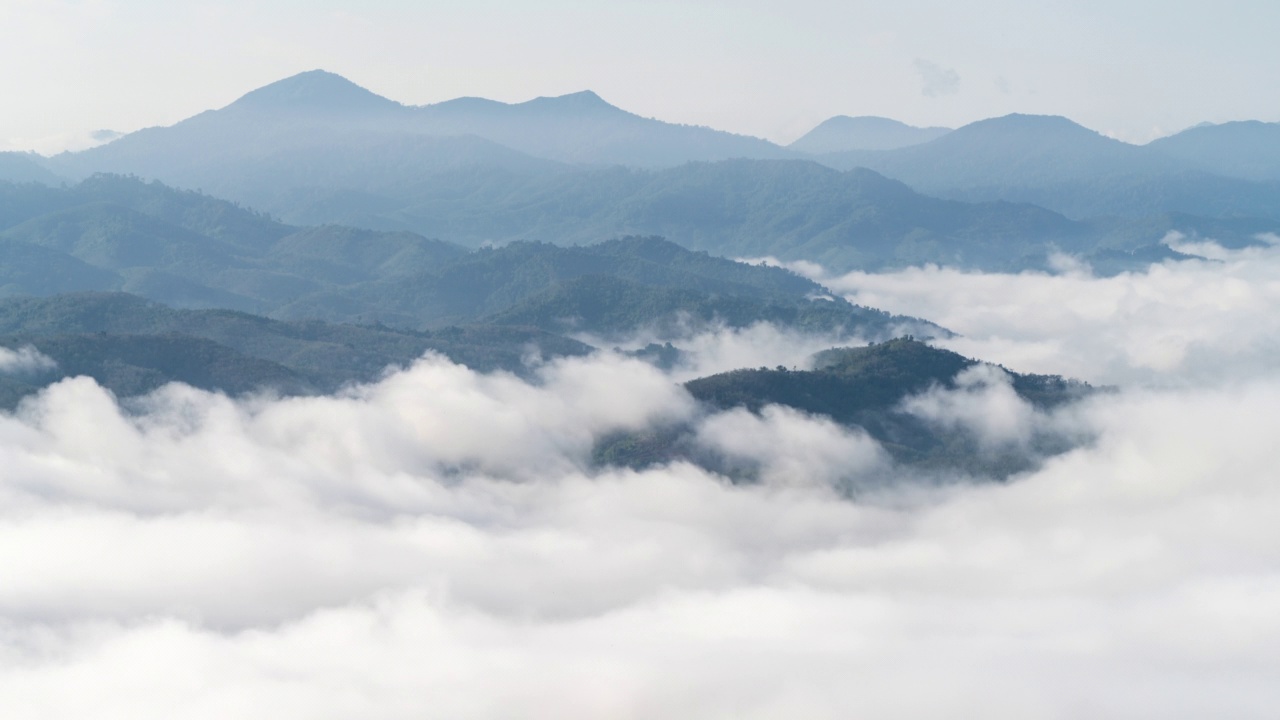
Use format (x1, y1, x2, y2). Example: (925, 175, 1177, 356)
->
(788, 116, 951, 154)
(816, 114, 1280, 221)
(1145, 120, 1280, 182)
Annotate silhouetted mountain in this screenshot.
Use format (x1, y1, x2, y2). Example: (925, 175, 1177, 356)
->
(595, 338, 1098, 479)
(789, 116, 951, 154)
(820, 114, 1280, 220)
(1146, 120, 1280, 181)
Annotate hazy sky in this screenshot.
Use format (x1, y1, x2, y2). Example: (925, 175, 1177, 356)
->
(2, 0, 1278, 153)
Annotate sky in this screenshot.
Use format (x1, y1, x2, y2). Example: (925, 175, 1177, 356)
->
(2, 0, 1278, 153)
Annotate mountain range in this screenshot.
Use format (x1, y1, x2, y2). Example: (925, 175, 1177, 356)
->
(15, 70, 1269, 273)
(818, 114, 1280, 220)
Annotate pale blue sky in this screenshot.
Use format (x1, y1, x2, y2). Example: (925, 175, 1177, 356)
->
(2, 0, 1277, 153)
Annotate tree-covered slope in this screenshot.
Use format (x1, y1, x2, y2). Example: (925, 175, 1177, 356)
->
(596, 338, 1097, 478)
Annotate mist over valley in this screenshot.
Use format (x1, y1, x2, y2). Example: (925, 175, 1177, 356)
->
(2, 19, 1279, 717)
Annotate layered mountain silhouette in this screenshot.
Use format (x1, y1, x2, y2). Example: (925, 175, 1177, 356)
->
(22, 71, 1277, 273)
(0, 175, 938, 338)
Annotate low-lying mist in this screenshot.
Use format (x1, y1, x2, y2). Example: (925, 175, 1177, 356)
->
(804, 239, 1280, 386)
(3, 245, 1280, 718)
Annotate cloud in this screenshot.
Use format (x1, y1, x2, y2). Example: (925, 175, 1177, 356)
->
(787, 241, 1280, 387)
(695, 404, 888, 489)
(4, 247, 1280, 716)
(0, 346, 55, 375)
(899, 364, 1039, 449)
(914, 59, 960, 98)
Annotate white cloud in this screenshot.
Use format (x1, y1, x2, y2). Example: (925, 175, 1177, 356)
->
(899, 363, 1039, 449)
(0, 346, 55, 375)
(799, 242, 1280, 386)
(695, 405, 888, 489)
(914, 59, 961, 98)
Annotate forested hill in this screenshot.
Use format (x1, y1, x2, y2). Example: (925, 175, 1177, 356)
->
(687, 338, 1091, 420)
(596, 338, 1097, 478)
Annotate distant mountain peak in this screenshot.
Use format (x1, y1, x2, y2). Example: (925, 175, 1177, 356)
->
(519, 90, 625, 114)
(226, 69, 403, 114)
(968, 113, 1095, 132)
(817, 115, 931, 129)
(942, 113, 1127, 147)
(790, 115, 951, 153)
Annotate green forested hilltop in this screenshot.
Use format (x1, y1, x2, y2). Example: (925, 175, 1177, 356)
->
(596, 338, 1097, 478)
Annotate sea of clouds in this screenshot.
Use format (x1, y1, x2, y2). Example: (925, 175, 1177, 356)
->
(2, 242, 1279, 718)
